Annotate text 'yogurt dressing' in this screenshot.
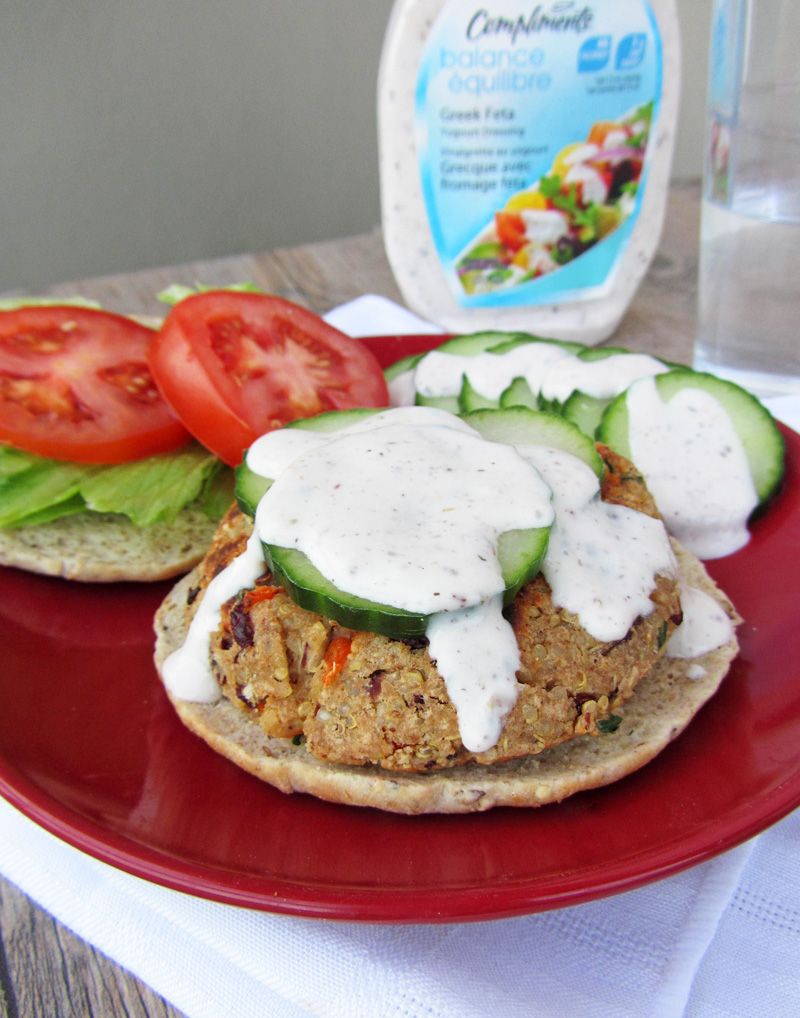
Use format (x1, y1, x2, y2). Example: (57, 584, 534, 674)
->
(625, 377, 759, 558)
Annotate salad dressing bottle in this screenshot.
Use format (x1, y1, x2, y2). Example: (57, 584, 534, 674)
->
(378, 0, 681, 342)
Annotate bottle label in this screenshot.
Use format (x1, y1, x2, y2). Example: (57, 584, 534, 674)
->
(415, 0, 663, 308)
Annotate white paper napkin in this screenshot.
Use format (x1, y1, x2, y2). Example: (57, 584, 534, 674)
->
(323, 293, 445, 337)
(1, 295, 798, 1018)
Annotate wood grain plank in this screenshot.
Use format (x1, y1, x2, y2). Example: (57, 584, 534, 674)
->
(0, 880, 182, 1018)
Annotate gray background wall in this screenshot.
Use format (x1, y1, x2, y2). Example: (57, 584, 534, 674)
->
(1, 0, 712, 293)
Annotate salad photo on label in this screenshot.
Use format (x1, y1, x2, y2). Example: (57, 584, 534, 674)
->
(456, 103, 652, 296)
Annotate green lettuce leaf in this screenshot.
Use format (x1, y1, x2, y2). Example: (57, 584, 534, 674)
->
(0, 445, 43, 480)
(0, 456, 96, 527)
(156, 281, 262, 307)
(0, 443, 231, 528)
(0, 295, 101, 311)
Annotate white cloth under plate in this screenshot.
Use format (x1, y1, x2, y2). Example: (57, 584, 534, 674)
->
(1, 296, 798, 1018)
(1, 798, 798, 1018)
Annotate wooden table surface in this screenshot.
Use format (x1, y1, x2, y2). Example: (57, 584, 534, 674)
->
(0, 182, 701, 1018)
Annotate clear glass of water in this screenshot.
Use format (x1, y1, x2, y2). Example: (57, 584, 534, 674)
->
(695, 0, 800, 397)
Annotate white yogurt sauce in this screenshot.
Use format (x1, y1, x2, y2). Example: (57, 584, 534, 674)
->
(163, 530, 265, 702)
(165, 407, 685, 754)
(166, 408, 556, 752)
(625, 378, 759, 558)
(387, 368, 418, 407)
(253, 413, 554, 615)
(539, 353, 669, 403)
(518, 446, 677, 642)
(426, 594, 522, 752)
(406, 345, 668, 408)
(666, 585, 734, 659)
(413, 342, 572, 401)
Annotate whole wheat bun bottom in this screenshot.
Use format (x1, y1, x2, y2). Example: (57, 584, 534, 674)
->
(0, 506, 219, 582)
(153, 543, 739, 814)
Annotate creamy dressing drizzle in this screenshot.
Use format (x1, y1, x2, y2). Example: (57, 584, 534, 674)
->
(408, 345, 667, 405)
(163, 530, 265, 702)
(426, 595, 521, 753)
(518, 447, 677, 642)
(413, 343, 572, 400)
(163, 407, 689, 754)
(252, 412, 553, 615)
(165, 407, 555, 752)
(626, 378, 759, 559)
(539, 353, 669, 403)
(666, 585, 734, 659)
(387, 369, 418, 407)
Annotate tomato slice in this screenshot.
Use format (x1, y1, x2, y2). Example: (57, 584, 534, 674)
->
(0, 306, 190, 464)
(495, 212, 527, 253)
(588, 121, 625, 147)
(148, 292, 390, 466)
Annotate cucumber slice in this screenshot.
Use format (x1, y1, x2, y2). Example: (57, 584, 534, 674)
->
(459, 376, 500, 412)
(435, 331, 525, 356)
(264, 521, 550, 638)
(235, 463, 272, 517)
(265, 545, 429, 637)
(499, 377, 539, 410)
(598, 369, 785, 505)
(597, 399, 633, 459)
(463, 406, 605, 479)
(491, 335, 585, 356)
(412, 333, 527, 411)
(384, 352, 424, 383)
(239, 405, 555, 638)
(556, 347, 674, 436)
(577, 345, 632, 362)
(417, 334, 582, 414)
(576, 346, 683, 369)
(284, 408, 379, 433)
(496, 526, 551, 600)
(415, 392, 461, 413)
(235, 409, 381, 516)
(562, 390, 608, 439)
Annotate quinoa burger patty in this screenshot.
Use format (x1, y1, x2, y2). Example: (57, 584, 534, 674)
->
(153, 448, 740, 813)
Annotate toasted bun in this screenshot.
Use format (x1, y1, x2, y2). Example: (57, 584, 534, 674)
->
(153, 542, 739, 814)
(0, 506, 218, 582)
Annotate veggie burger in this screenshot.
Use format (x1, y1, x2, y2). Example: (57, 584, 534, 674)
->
(0, 292, 389, 581)
(153, 347, 765, 812)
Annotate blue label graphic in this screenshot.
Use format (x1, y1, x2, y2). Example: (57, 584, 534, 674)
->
(579, 36, 612, 73)
(616, 34, 647, 70)
(415, 0, 663, 309)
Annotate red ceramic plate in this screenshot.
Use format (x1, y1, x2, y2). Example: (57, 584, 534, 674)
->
(1, 335, 799, 924)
